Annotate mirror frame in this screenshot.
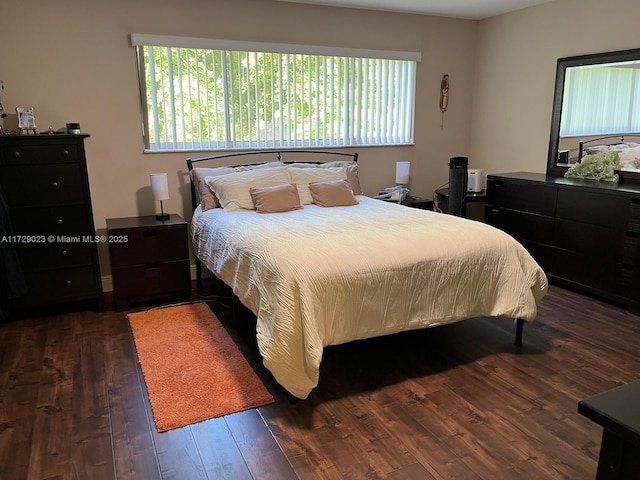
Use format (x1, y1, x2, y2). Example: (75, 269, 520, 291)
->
(547, 47, 640, 183)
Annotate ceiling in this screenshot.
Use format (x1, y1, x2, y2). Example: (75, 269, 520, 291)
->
(276, 0, 556, 20)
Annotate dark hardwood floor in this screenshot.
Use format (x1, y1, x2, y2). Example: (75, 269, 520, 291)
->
(1, 281, 639, 479)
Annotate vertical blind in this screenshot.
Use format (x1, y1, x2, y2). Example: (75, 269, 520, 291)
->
(560, 63, 640, 137)
(131, 35, 420, 152)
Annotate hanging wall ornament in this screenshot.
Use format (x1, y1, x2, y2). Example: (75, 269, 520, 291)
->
(440, 74, 449, 130)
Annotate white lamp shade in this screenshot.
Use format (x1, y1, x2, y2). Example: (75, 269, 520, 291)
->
(150, 173, 169, 201)
(395, 161, 410, 184)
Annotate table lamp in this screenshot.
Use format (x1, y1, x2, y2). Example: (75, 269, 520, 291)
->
(150, 173, 170, 220)
(396, 161, 410, 186)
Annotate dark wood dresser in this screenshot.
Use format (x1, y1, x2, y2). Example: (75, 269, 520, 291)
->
(106, 214, 191, 311)
(0, 134, 103, 313)
(485, 172, 640, 313)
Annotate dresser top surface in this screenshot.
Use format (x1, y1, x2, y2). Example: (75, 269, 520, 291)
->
(0, 133, 90, 141)
(488, 171, 640, 196)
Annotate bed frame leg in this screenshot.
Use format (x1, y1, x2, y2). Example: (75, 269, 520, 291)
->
(514, 318, 524, 347)
(196, 258, 203, 289)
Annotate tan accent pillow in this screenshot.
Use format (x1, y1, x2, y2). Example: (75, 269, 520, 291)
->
(308, 180, 358, 207)
(288, 166, 347, 205)
(287, 161, 362, 195)
(250, 183, 303, 213)
(205, 167, 291, 211)
(190, 161, 285, 211)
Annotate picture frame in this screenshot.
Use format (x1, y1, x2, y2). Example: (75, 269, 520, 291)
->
(16, 106, 37, 132)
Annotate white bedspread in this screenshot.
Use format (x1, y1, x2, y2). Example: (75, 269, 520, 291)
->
(191, 196, 548, 399)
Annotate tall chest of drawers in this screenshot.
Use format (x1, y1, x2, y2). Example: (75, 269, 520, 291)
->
(0, 134, 103, 312)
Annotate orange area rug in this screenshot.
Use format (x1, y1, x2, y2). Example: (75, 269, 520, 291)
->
(128, 302, 274, 432)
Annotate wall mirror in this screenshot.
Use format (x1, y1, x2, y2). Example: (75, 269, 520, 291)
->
(547, 47, 640, 183)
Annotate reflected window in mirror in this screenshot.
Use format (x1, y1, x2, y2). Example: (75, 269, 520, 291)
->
(547, 47, 640, 183)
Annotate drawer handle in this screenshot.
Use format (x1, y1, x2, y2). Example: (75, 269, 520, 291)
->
(61, 250, 68, 256)
(51, 181, 59, 188)
(12, 151, 20, 158)
(65, 280, 72, 286)
(62, 150, 69, 156)
(143, 230, 158, 237)
(57, 219, 64, 225)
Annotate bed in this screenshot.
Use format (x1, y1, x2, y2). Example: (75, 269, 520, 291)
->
(187, 150, 548, 399)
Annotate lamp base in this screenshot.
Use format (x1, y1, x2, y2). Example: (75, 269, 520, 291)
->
(155, 213, 170, 220)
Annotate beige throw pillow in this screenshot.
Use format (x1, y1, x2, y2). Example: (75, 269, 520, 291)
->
(287, 161, 362, 195)
(190, 161, 285, 211)
(250, 183, 303, 213)
(308, 180, 358, 207)
(205, 167, 291, 211)
(288, 166, 348, 205)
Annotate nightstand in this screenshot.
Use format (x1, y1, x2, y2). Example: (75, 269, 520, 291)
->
(578, 380, 640, 479)
(383, 195, 434, 210)
(106, 214, 191, 311)
(435, 187, 485, 220)
(401, 195, 434, 210)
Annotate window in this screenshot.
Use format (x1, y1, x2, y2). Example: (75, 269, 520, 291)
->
(560, 61, 640, 137)
(131, 34, 420, 152)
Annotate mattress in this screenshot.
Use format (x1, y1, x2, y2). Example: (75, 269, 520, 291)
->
(191, 196, 548, 399)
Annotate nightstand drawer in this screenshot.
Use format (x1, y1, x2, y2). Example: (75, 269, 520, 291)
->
(112, 259, 191, 310)
(109, 225, 189, 266)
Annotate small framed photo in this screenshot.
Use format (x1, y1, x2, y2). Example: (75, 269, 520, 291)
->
(16, 106, 37, 131)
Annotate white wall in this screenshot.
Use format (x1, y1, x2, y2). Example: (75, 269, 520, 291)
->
(471, 0, 640, 177)
(1, 0, 478, 278)
(8, 0, 634, 284)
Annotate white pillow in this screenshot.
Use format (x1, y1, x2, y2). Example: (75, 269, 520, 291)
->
(287, 166, 348, 205)
(205, 167, 291, 211)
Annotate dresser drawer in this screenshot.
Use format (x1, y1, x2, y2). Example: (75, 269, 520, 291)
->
(109, 225, 189, 267)
(629, 200, 640, 233)
(485, 207, 554, 244)
(14, 266, 99, 307)
(16, 243, 95, 271)
(486, 178, 557, 216)
(549, 249, 633, 299)
(0, 164, 85, 207)
(554, 218, 627, 265)
(0, 143, 79, 165)
(556, 189, 629, 229)
(10, 205, 94, 235)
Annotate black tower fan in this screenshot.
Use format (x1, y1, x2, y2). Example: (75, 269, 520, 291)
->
(448, 157, 468, 216)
